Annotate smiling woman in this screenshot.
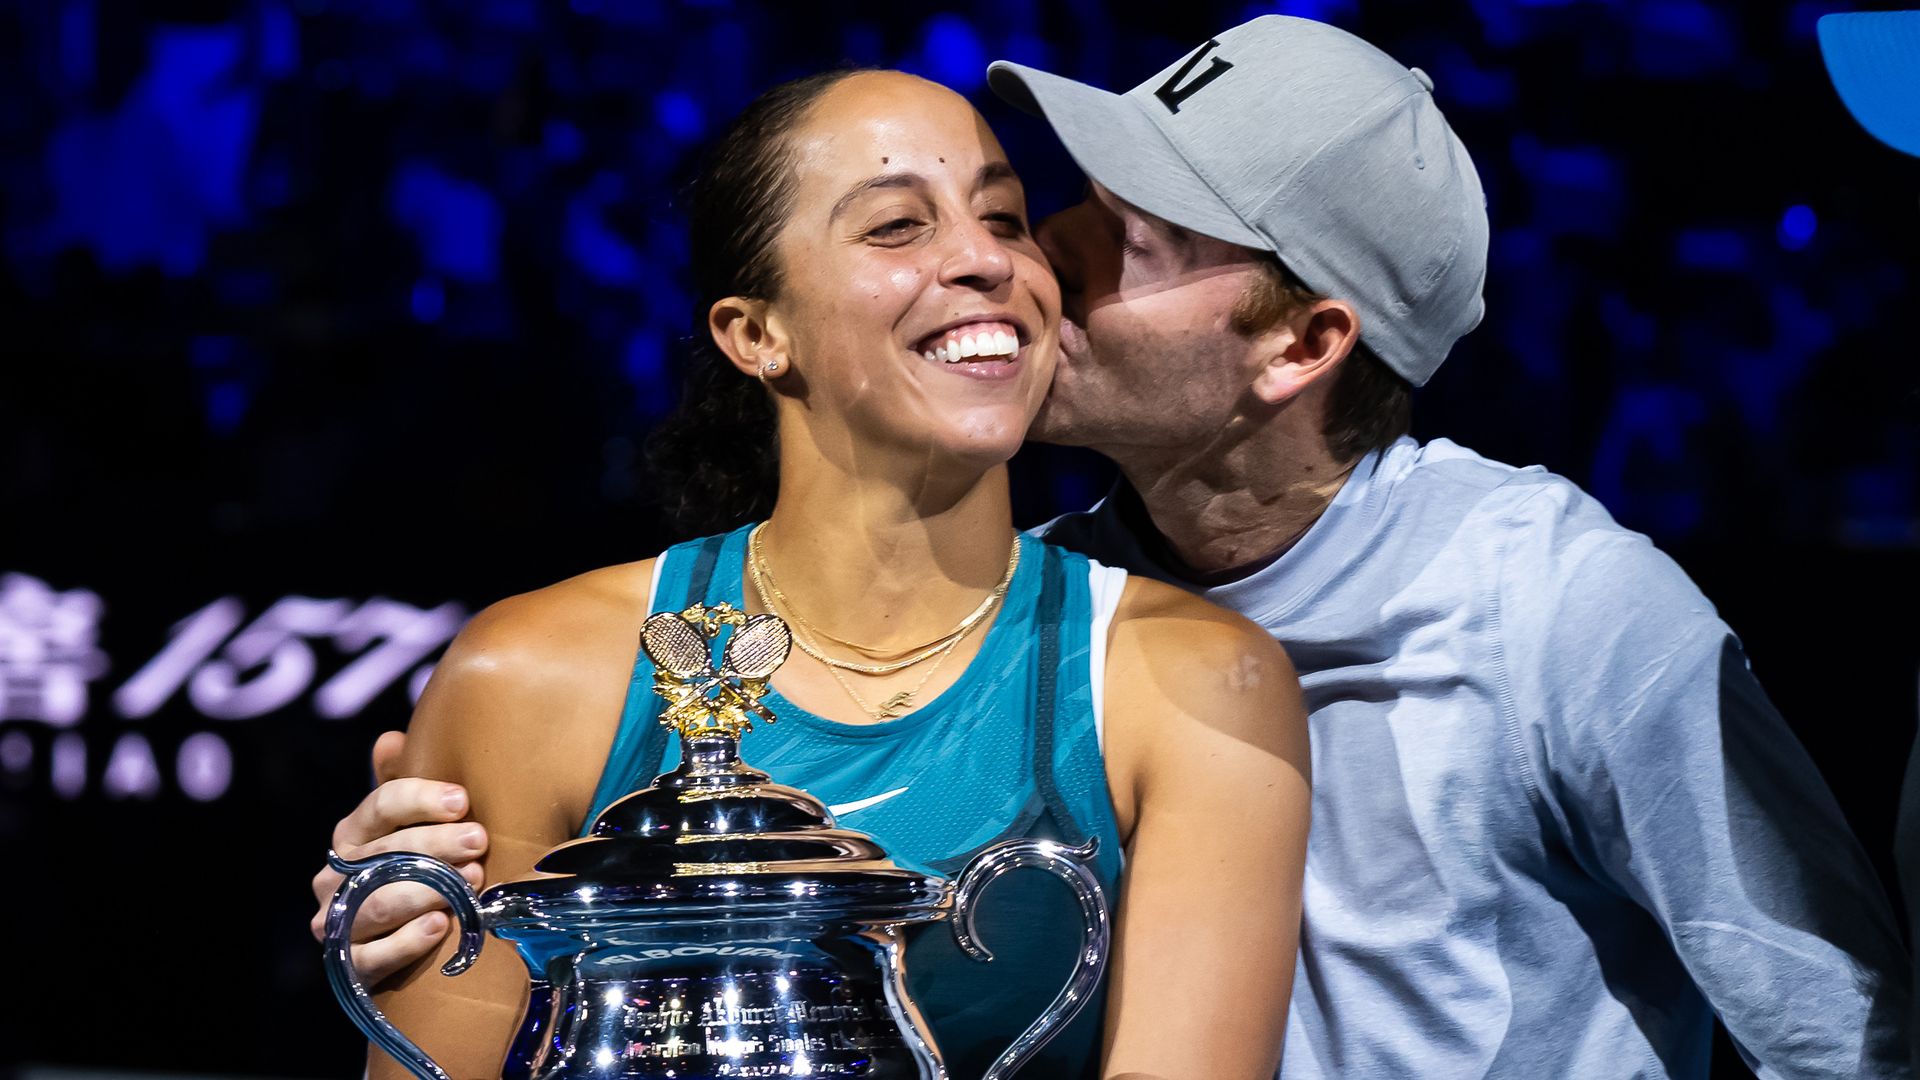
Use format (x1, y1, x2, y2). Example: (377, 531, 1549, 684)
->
(322, 67, 1311, 1080)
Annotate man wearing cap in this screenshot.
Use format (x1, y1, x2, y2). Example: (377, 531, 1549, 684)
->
(991, 15, 1908, 1077)
(315, 15, 1913, 1077)
(1820, 10, 1920, 1074)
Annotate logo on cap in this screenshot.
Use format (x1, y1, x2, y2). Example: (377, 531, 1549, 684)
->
(1154, 39, 1233, 114)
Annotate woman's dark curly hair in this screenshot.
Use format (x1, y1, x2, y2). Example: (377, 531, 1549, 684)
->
(645, 68, 870, 538)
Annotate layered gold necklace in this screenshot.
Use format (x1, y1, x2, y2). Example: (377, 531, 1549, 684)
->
(745, 525, 1019, 720)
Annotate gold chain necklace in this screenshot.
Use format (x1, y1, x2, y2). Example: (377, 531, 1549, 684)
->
(745, 558, 981, 720)
(749, 552, 960, 674)
(818, 622, 972, 720)
(747, 525, 1018, 675)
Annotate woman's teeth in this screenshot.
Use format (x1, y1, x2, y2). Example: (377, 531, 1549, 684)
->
(919, 327, 1020, 364)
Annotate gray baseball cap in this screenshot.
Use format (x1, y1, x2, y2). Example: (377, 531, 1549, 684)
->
(988, 15, 1488, 387)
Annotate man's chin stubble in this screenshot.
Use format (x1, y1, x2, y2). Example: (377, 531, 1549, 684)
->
(1025, 398, 1080, 448)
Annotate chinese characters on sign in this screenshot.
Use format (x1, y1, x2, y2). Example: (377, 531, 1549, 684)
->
(0, 572, 108, 726)
(0, 572, 468, 801)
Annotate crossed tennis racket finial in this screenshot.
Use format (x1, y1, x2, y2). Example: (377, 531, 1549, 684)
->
(641, 602, 793, 739)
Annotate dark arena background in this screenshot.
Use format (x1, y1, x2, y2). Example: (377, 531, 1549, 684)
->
(2, 1, 1917, 1077)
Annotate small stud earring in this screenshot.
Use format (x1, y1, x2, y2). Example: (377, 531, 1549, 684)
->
(761, 359, 781, 376)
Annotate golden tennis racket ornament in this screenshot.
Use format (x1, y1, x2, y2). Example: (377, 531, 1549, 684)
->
(640, 601, 792, 738)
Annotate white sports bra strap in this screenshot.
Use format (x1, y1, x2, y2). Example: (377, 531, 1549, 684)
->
(1086, 557, 1128, 755)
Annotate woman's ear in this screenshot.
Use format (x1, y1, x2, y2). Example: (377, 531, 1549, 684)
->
(709, 296, 792, 379)
(1249, 298, 1360, 406)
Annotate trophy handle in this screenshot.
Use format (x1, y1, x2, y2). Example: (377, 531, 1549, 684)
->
(322, 849, 485, 1080)
(951, 837, 1111, 1080)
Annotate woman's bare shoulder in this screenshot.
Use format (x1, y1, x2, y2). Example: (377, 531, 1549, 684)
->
(1108, 575, 1288, 667)
(454, 558, 658, 663)
(408, 558, 659, 757)
(1104, 575, 1302, 749)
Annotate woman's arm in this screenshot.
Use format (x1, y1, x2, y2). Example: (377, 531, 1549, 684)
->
(360, 565, 651, 1079)
(1097, 578, 1312, 1080)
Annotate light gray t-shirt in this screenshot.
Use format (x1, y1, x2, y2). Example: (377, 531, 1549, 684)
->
(1041, 436, 1910, 1079)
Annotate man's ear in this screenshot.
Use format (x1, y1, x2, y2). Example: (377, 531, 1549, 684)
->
(1249, 299, 1360, 406)
(709, 296, 791, 379)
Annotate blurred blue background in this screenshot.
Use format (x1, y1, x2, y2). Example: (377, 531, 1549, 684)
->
(0, 1, 1915, 1076)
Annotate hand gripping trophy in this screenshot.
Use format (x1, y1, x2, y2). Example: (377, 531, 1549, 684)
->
(323, 603, 1110, 1079)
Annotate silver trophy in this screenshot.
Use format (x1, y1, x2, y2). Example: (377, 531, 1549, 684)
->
(323, 602, 1109, 1079)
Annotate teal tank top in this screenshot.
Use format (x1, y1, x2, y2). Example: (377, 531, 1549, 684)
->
(581, 523, 1125, 1079)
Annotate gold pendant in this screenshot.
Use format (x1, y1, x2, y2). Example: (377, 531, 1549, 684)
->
(877, 691, 915, 719)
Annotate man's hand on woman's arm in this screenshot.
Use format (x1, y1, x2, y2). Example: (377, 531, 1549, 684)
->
(307, 729, 490, 985)
(310, 560, 649, 1010)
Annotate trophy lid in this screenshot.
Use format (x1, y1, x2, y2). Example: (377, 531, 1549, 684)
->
(479, 604, 949, 925)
